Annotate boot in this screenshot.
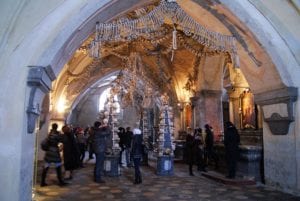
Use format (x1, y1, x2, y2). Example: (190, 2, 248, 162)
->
(189, 164, 194, 176)
(134, 177, 139, 184)
(138, 175, 142, 184)
(40, 167, 49, 187)
(56, 166, 68, 186)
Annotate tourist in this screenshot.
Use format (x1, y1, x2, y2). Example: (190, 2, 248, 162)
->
(185, 127, 196, 176)
(76, 127, 87, 168)
(204, 124, 219, 169)
(40, 123, 68, 187)
(124, 127, 133, 167)
(117, 127, 126, 166)
(62, 125, 80, 180)
(91, 121, 111, 183)
(224, 121, 240, 179)
(131, 128, 143, 184)
(194, 128, 207, 172)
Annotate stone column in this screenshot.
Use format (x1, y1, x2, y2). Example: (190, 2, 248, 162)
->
(226, 87, 245, 129)
(190, 96, 200, 129)
(195, 90, 223, 141)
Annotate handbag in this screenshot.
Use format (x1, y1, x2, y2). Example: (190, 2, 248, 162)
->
(41, 137, 50, 151)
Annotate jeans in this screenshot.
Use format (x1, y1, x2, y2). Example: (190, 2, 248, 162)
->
(125, 147, 131, 166)
(133, 157, 141, 180)
(94, 152, 105, 181)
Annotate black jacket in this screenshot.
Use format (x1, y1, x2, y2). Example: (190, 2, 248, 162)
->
(131, 134, 143, 158)
(224, 126, 240, 153)
(62, 131, 80, 170)
(44, 130, 63, 163)
(92, 126, 111, 153)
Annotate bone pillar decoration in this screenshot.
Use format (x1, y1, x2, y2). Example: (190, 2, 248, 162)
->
(255, 87, 298, 135)
(27, 66, 56, 133)
(195, 89, 224, 141)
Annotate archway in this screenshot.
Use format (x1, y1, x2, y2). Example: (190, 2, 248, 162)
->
(0, 0, 299, 200)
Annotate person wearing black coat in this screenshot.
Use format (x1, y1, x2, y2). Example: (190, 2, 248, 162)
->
(124, 127, 133, 167)
(40, 123, 67, 187)
(131, 128, 143, 184)
(224, 121, 240, 179)
(117, 127, 126, 165)
(62, 125, 80, 180)
(185, 129, 196, 176)
(204, 124, 219, 169)
(91, 121, 111, 183)
(194, 128, 207, 172)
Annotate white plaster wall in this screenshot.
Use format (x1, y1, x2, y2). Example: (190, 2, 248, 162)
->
(0, 0, 111, 200)
(263, 122, 298, 193)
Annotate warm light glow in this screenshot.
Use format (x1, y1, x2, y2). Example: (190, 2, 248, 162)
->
(57, 97, 66, 113)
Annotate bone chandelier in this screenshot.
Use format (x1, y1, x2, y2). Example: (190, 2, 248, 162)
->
(89, 0, 239, 67)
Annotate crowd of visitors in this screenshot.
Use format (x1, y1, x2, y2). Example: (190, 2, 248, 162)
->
(40, 121, 142, 186)
(40, 120, 240, 187)
(185, 122, 240, 179)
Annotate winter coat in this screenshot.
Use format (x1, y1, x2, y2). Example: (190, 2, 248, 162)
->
(224, 126, 240, 155)
(44, 130, 63, 163)
(62, 132, 80, 171)
(205, 128, 214, 151)
(124, 131, 133, 148)
(185, 134, 196, 163)
(118, 130, 126, 149)
(92, 126, 111, 154)
(131, 134, 143, 159)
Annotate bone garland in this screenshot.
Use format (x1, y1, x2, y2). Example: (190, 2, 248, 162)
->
(90, 0, 238, 66)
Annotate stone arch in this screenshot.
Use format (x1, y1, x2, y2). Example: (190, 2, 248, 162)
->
(0, 0, 299, 200)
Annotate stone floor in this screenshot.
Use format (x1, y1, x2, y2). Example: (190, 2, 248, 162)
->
(33, 158, 300, 201)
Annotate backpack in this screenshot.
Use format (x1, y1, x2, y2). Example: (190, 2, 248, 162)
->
(41, 137, 50, 151)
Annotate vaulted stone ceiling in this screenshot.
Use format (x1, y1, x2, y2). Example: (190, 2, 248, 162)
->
(51, 0, 277, 116)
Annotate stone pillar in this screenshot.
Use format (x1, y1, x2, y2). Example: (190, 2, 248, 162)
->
(226, 87, 245, 129)
(190, 96, 200, 129)
(195, 90, 223, 141)
(229, 96, 241, 128)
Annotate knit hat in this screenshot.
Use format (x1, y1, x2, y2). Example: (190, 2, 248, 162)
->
(133, 128, 142, 135)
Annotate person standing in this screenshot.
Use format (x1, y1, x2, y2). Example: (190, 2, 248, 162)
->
(86, 126, 95, 160)
(117, 127, 126, 166)
(131, 128, 143, 184)
(194, 128, 207, 172)
(124, 127, 133, 167)
(91, 121, 111, 183)
(40, 123, 67, 187)
(62, 125, 80, 180)
(224, 121, 240, 179)
(204, 124, 219, 169)
(76, 127, 87, 168)
(185, 127, 196, 176)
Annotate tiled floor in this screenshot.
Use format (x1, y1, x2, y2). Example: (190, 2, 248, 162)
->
(33, 158, 300, 201)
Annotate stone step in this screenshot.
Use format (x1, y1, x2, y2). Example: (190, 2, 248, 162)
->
(201, 171, 256, 186)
